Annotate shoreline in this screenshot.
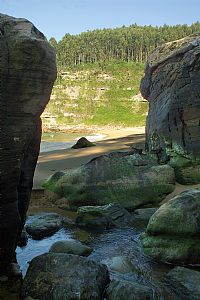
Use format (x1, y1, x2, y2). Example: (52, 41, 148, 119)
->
(34, 126, 145, 189)
(42, 124, 146, 134)
(33, 124, 200, 207)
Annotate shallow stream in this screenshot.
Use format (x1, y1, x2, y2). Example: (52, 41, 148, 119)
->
(16, 209, 186, 300)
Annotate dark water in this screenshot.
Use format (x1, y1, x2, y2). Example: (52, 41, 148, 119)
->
(16, 210, 183, 300)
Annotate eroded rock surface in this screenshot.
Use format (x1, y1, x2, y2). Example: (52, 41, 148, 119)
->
(43, 152, 175, 210)
(26, 213, 66, 239)
(76, 203, 131, 229)
(106, 279, 153, 300)
(166, 267, 200, 300)
(141, 34, 200, 184)
(141, 189, 200, 264)
(23, 253, 109, 300)
(0, 13, 56, 273)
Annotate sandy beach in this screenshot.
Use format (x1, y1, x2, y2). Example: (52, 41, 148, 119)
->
(33, 125, 200, 205)
(33, 126, 146, 189)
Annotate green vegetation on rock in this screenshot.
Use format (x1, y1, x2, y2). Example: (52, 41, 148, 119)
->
(141, 189, 200, 264)
(43, 154, 175, 210)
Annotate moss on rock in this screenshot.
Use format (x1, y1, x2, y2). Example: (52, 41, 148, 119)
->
(141, 189, 200, 264)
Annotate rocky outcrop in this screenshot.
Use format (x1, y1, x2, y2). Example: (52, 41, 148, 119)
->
(76, 203, 131, 229)
(141, 189, 200, 264)
(141, 34, 200, 184)
(0, 13, 56, 274)
(43, 152, 175, 210)
(72, 137, 96, 149)
(23, 253, 109, 300)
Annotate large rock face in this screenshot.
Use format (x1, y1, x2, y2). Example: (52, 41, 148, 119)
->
(43, 152, 175, 210)
(141, 34, 200, 184)
(0, 14, 56, 273)
(141, 189, 200, 264)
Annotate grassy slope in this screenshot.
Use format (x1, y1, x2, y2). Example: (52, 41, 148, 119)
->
(44, 61, 148, 127)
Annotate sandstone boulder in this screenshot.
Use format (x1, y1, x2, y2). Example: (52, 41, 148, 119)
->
(141, 189, 200, 264)
(23, 253, 109, 300)
(43, 152, 175, 210)
(76, 203, 131, 229)
(141, 34, 200, 184)
(26, 213, 66, 239)
(0, 13, 56, 273)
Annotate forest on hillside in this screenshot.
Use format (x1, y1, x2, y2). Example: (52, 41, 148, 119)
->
(50, 22, 200, 67)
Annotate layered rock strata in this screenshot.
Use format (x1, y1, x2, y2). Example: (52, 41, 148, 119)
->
(141, 34, 200, 184)
(0, 14, 56, 273)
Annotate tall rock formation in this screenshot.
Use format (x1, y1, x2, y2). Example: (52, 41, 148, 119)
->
(0, 14, 56, 275)
(141, 35, 200, 184)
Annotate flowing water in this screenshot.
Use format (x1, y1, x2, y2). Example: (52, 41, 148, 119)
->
(14, 132, 197, 299)
(16, 209, 185, 300)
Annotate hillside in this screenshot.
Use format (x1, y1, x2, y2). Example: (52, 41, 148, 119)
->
(43, 61, 148, 128)
(43, 22, 200, 129)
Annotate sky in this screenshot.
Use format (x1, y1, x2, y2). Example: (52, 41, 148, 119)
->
(1, 0, 200, 41)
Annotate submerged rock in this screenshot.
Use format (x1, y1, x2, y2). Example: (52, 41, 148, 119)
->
(49, 239, 93, 256)
(23, 253, 109, 300)
(141, 34, 200, 184)
(101, 256, 136, 274)
(76, 203, 131, 229)
(106, 279, 153, 300)
(43, 152, 175, 210)
(26, 213, 66, 239)
(72, 137, 96, 149)
(141, 189, 200, 264)
(166, 267, 200, 300)
(0, 13, 56, 271)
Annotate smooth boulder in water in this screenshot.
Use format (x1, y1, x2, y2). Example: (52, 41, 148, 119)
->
(23, 253, 109, 300)
(49, 239, 93, 256)
(76, 203, 131, 229)
(141, 189, 200, 264)
(26, 213, 66, 239)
